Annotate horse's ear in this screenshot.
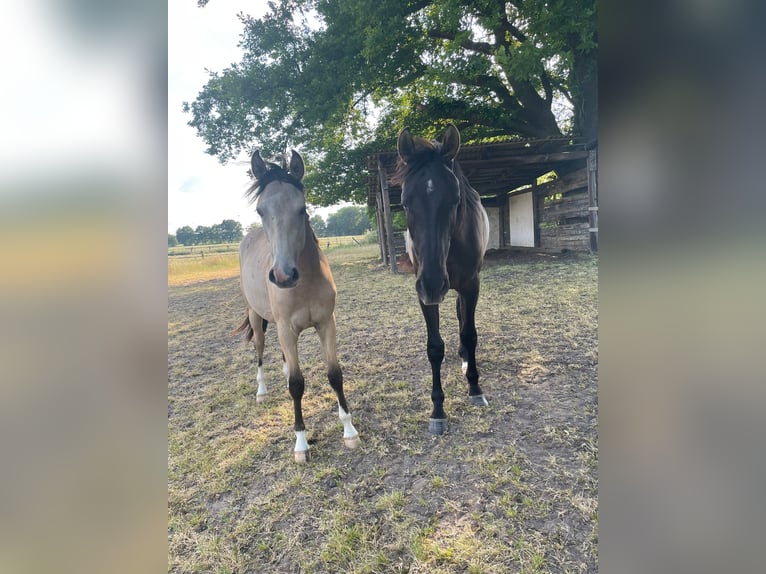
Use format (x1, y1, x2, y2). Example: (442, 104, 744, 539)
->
(397, 128, 416, 163)
(251, 150, 269, 180)
(441, 124, 461, 161)
(289, 149, 305, 181)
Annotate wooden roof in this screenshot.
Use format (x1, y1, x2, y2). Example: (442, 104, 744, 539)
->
(367, 137, 590, 209)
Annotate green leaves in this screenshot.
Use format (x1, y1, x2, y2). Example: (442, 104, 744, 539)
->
(187, 0, 597, 203)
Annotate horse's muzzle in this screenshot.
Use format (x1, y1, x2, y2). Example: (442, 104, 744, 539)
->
(269, 266, 299, 288)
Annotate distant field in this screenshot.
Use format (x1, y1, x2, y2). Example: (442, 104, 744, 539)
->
(168, 253, 241, 287)
(168, 236, 373, 286)
(168, 243, 240, 258)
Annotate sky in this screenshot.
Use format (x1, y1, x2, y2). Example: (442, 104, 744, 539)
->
(168, 0, 349, 235)
(168, 0, 266, 234)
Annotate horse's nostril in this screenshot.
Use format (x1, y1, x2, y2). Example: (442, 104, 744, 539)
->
(291, 268, 299, 282)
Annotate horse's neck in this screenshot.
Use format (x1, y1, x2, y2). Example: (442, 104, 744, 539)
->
(456, 176, 478, 225)
(453, 162, 475, 217)
(452, 170, 484, 254)
(298, 219, 321, 268)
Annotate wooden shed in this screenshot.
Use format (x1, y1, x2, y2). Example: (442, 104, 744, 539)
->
(367, 137, 598, 271)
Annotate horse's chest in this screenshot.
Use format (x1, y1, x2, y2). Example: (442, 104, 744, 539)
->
(270, 280, 334, 329)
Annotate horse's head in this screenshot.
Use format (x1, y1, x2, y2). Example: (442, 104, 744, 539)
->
(396, 124, 462, 305)
(250, 149, 307, 288)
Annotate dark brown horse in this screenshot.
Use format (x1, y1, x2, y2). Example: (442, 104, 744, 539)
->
(235, 150, 360, 462)
(395, 124, 490, 434)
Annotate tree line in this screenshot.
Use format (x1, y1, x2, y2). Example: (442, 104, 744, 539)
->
(172, 219, 243, 246)
(169, 207, 372, 247)
(309, 206, 371, 238)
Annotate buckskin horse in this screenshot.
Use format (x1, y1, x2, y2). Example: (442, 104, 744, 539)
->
(235, 150, 360, 462)
(394, 124, 490, 434)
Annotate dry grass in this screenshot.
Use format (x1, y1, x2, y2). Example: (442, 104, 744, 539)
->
(168, 244, 597, 573)
(168, 253, 241, 286)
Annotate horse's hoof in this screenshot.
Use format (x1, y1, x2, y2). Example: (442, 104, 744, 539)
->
(429, 418, 448, 435)
(294, 449, 310, 464)
(344, 435, 361, 449)
(469, 394, 488, 406)
(256, 393, 267, 403)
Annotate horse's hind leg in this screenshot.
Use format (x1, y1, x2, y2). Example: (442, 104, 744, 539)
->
(277, 324, 310, 463)
(457, 285, 487, 406)
(249, 309, 269, 402)
(316, 316, 360, 449)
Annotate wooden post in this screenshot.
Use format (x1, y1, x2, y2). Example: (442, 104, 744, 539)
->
(587, 149, 598, 252)
(375, 189, 387, 264)
(378, 161, 397, 273)
(532, 180, 541, 248)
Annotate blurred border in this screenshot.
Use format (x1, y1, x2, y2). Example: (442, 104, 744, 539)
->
(4, 1, 765, 572)
(600, 1, 765, 573)
(0, 1, 167, 572)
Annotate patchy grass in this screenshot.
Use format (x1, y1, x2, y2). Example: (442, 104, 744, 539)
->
(168, 245, 597, 573)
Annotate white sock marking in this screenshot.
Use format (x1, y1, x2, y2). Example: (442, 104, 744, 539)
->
(338, 404, 359, 439)
(461, 360, 468, 375)
(294, 430, 309, 453)
(256, 366, 268, 397)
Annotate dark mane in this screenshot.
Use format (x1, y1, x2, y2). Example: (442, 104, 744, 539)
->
(391, 137, 443, 186)
(451, 159, 483, 234)
(245, 162, 304, 203)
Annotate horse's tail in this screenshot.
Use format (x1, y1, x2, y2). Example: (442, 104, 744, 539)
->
(232, 310, 254, 342)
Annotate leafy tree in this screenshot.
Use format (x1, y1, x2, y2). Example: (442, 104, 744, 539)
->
(194, 225, 211, 244)
(175, 225, 194, 245)
(325, 206, 372, 237)
(216, 219, 244, 243)
(168, 234, 178, 247)
(309, 214, 327, 237)
(186, 1, 596, 205)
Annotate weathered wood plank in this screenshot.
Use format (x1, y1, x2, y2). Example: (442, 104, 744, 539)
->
(535, 168, 588, 197)
(379, 162, 397, 273)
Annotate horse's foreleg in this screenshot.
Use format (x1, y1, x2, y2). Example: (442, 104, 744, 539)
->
(249, 310, 269, 402)
(281, 352, 289, 383)
(456, 297, 467, 373)
(316, 316, 360, 449)
(458, 286, 487, 406)
(277, 324, 309, 463)
(420, 302, 447, 434)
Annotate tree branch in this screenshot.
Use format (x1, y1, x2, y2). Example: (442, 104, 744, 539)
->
(541, 70, 553, 104)
(427, 29, 495, 56)
(494, 0, 527, 43)
(473, 75, 521, 111)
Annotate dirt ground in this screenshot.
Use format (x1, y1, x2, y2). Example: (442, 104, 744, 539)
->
(168, 245, 598, 573)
